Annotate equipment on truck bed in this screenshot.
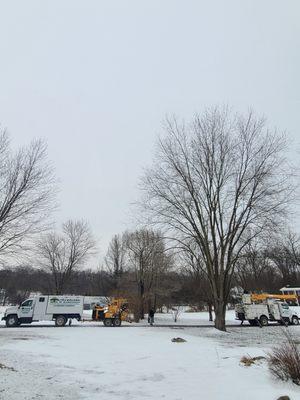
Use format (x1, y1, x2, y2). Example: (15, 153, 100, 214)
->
(250, 293, 298, 305)
(235, 294, 300, 326)
(92, 298, 130, 327)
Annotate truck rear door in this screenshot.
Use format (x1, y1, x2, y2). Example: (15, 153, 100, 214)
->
(32, 296, 48, 321)
(279, 303, 291, 320)
(268, 303, 281, 320)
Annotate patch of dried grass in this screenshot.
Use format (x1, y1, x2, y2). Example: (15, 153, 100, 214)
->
(240, 355, 265, 367)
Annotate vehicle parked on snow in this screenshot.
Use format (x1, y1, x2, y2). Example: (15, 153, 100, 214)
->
(2, 295, 84, 327)
(235, 294, 300, 326)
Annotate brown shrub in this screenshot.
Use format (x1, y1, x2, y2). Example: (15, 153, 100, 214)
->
(267, 330, 300, 385)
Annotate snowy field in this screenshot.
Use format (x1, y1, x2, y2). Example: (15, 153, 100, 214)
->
(1, 308, 300, 399)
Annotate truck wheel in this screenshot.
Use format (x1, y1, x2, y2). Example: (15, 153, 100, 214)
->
(113, 318, 122, 327)
(292, 316, 299, 325)
(55, 315, 67, 327)
(103, 318, 113, 327)
(259, 315, 268, 326)
(5, 314, 18, 327)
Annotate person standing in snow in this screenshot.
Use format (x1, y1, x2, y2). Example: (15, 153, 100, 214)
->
(148, 308, 155, 326)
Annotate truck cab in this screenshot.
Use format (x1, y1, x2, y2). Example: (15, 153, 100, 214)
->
(3, 298, 37, 326)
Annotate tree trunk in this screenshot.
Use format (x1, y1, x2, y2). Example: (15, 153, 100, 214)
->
(139, 282, 145, 319)
(208, 303, 213, 322)
(214, 300, 226, 331)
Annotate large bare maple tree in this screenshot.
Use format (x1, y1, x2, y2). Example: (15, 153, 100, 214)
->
(141, 107, 293, 331)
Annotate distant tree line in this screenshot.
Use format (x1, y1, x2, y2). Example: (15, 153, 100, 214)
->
(2, 229, 300, 315)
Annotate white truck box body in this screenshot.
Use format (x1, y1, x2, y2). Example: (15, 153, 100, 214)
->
(243, 304, 269, 320)
(45, 296, 84, 315)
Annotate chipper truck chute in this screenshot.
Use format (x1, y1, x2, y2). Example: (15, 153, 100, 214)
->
(235, 294, 300, 326)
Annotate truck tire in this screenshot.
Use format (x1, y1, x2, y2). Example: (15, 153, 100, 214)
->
(55, 315, 67, 327)
(113, 318, 122, 327)
(292, 316, 299, 325)
(103, 318, 113, 327)
(5, 314, 18, 327)
(259, 315, 268, 326)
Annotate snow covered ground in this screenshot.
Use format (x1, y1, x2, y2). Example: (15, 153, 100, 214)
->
(1, 307, 300, 399)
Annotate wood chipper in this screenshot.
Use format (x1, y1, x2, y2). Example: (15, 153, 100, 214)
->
(92, 298, 129, 326)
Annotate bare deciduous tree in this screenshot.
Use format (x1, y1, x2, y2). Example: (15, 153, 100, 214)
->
(37, 220, 96, 294)
(235, 240, 273, 292)
(141, 107, 293, 331)
(171, 305, 184, 322)
(0, 131, 56, 260)
(267, 231, 300, 286)
(124, 229, 169, 320)
(105, 234, 126, 290)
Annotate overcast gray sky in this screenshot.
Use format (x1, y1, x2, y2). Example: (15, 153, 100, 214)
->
(0, 1, 299, 262)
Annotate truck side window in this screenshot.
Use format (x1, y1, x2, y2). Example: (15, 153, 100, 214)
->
(39, 297, 45, 302)
(22, 300, 33, 307)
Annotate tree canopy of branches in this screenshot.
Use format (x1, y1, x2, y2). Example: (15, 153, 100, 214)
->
(105, 234, 126, 290)
(141, 107, 293, 331)
(0, 266, 113, 305)
(267, 232, 300, 286)
(124, 229, 172, 320)
(0, 131, 56, 260)
(37, 220, 96, 294)
(234, 240, 274, 292)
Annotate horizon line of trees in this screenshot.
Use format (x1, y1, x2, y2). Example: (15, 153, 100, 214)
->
(2, 228, 300, 313)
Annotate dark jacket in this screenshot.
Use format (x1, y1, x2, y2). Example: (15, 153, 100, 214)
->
(149, 309, 155, 318)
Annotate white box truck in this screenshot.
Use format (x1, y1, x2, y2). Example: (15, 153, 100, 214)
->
(2, 295, 84, 327)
